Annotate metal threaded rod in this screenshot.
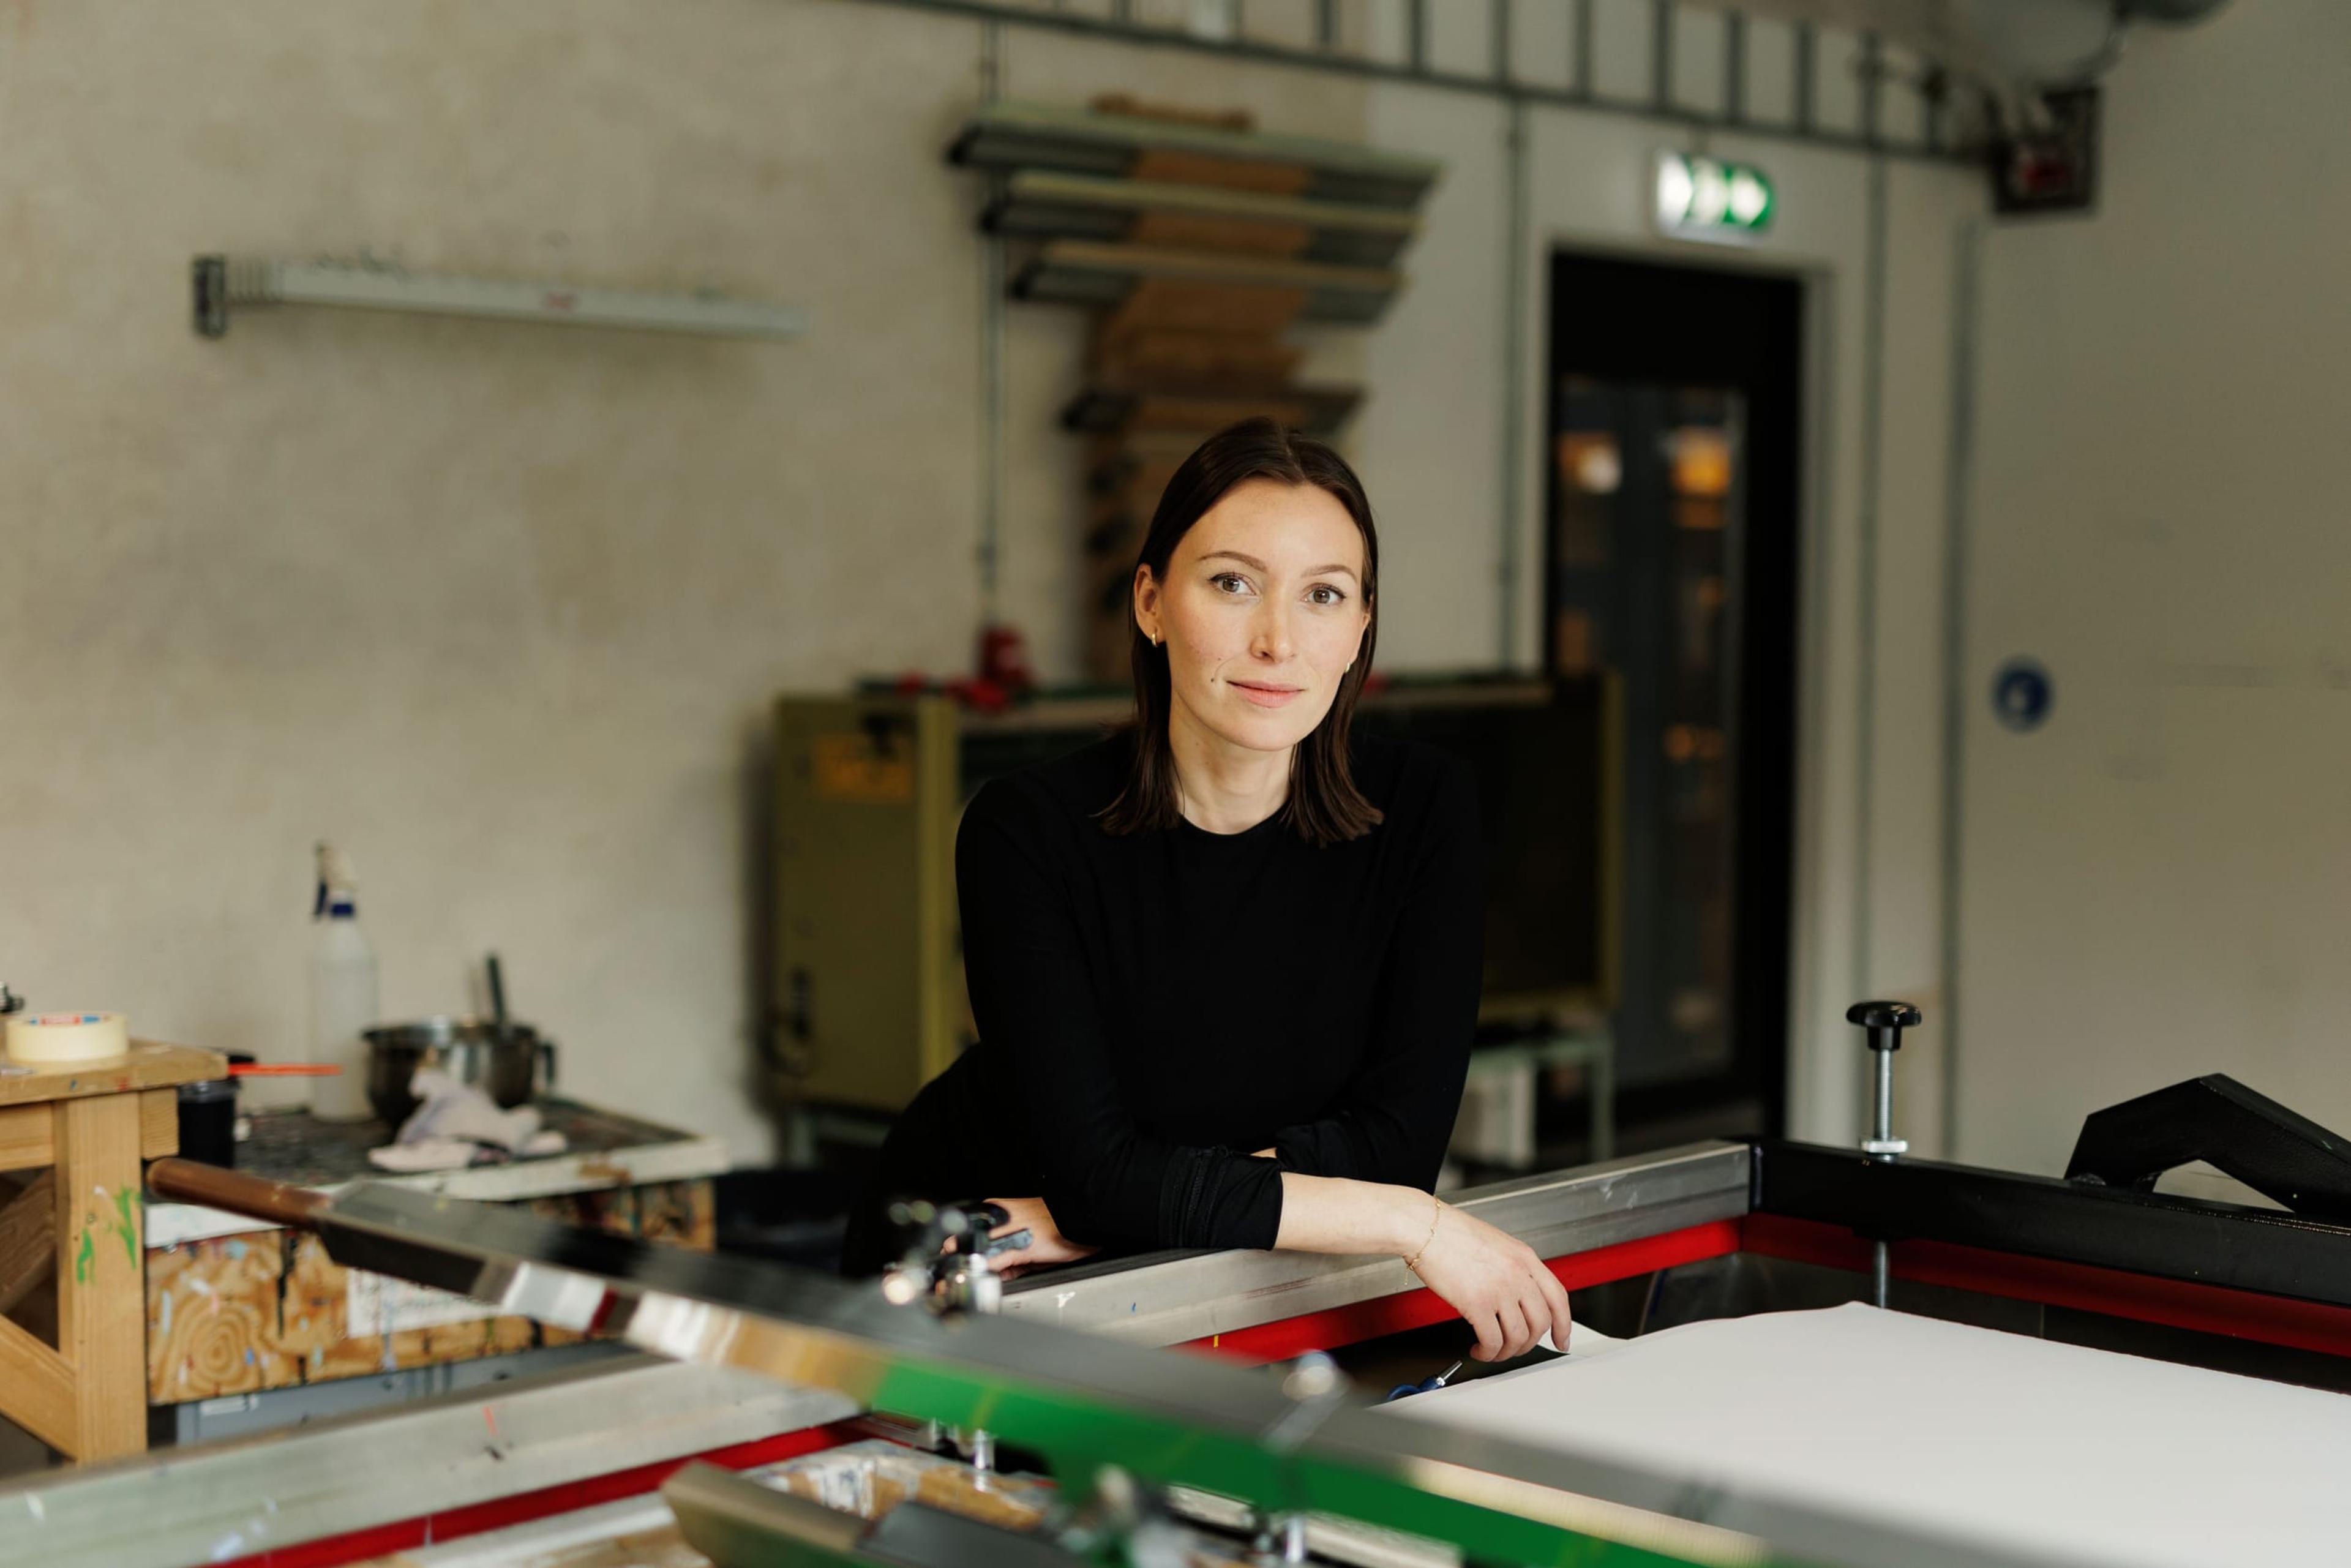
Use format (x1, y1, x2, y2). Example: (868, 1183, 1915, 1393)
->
(1873, 1047, 1896, 1153)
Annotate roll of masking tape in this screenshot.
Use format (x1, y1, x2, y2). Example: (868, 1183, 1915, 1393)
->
(6, 1011, 132, 1065)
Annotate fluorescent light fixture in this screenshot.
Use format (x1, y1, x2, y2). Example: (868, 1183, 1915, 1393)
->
(1653, 152, 1775, 244)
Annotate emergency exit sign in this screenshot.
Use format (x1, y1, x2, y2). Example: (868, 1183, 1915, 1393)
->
(1655, 151, 1775, 242)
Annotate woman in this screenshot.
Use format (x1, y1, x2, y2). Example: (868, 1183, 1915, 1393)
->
(845, 419, 1570, 1363)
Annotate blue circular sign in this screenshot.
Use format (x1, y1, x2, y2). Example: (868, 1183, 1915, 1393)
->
(1992, 658, 2053, 732)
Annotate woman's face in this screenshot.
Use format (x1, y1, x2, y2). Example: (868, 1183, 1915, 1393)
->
(1134, 478, 1373, 758)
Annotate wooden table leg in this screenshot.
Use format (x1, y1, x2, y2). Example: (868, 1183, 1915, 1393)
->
(53, 1095, 146, 1460)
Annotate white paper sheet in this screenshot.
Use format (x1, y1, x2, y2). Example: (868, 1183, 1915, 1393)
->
(1388, 1304, 2351, 1568)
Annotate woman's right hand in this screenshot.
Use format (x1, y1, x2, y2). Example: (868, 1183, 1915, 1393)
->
(1406, 1201, 1573, 1362)
(979, 1195, 1099, 1279)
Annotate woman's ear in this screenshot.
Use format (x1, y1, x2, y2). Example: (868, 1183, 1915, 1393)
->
(1133, 564, 1163, 645)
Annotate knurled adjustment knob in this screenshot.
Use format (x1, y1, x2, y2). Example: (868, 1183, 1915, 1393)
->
(1850, 1000, 1921, 1160)
(1847, 1000, 1922, 1037)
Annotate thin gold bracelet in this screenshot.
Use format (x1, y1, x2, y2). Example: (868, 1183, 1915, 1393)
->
(1401, 1192, 1442, 1275)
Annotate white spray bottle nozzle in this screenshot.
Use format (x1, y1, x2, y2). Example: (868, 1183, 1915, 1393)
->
(315, 841, 358, 917)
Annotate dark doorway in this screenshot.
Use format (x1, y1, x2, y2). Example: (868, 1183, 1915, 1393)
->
(1545, 250, 1804, 1149)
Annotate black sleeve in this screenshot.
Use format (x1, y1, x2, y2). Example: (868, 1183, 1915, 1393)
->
(1271, 757, 1482, 1191)
(957, 784, 1283, 1251)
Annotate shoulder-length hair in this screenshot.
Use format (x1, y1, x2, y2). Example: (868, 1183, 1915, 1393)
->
(1099, 418, 1382, 847)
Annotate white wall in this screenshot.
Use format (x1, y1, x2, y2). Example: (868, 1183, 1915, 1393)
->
(0, 0, 998, 1164)
(0, 0, 2022, 1171)
(1954, 1, 2351, 1172)
(0, 1, 1375, 1167)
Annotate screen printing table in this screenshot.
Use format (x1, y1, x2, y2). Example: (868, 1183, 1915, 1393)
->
(13, 1090, 2351, 1568)
(16, 998, 2351, 1568)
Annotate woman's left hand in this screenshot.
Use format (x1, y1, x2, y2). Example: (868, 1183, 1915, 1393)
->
(979, 1196, 1098, 1278)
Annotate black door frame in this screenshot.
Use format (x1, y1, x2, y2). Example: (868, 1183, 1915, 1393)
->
(1545, 247, 1808, 1141)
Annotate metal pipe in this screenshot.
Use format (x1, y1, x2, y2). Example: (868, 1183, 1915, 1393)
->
(1872, 1046, 1895, 1150)
(1572, 0, 1594, 100)
(977, 20, 1005, 625)
(1937, 220, 1984, 1161)
(1724, 11, 1747, 124)
(1652, 0, 1676, 114)
(1794, 21, 1818, 135)
(1497, 96, 1529, 669)
(1850, 149, 1889, 1119)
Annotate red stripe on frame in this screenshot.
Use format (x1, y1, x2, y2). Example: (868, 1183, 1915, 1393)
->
(1180, 1218, 1745, 1365)
(213, 1420, 865, 1568)
(1744, 1213, 2351, 1360)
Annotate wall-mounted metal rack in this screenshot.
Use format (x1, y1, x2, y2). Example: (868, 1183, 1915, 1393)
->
(191, 255, 806, 342)
(987, 170, 1422, 269)
(951, 97, 1443, 204)
(1013, 239, 1400, 323)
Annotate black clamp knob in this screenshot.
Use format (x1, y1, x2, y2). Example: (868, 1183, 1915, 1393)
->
(1848, 1000, 1921, 1161)
(1848, 1000, 1921, 1052)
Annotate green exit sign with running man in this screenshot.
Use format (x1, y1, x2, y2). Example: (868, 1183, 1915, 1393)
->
(1654, 151, 1775, 242)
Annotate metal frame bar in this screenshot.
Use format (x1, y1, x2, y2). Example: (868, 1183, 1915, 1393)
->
(0, 1358, 857, 1568)
(136, 1160, 2082, 1568)
(1001, 1143, 1750, 1345)
(1755, 1140, 2351, 1307)
(866, 0, 1973, 165)
(83, 1135, 2351, 1567)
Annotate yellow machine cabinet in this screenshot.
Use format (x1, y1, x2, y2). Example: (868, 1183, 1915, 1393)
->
(770, 695, 965, 1114)
(769, 693, 1129, 1114)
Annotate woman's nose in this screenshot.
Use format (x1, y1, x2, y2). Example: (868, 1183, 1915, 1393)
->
(1250, 601, 1294, 661)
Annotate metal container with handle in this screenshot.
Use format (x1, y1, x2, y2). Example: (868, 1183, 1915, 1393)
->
(362, 1016, 557, 1126)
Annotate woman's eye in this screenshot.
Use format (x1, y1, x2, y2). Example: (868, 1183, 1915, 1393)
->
(1307, 585, 1346, 607)
(1211, 573, 1250, 595)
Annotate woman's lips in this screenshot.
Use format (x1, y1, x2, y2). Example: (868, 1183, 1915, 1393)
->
(1231, 680, 1305, 708)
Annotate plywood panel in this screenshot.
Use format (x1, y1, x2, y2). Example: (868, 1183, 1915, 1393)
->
(146, 1177, 716, 1403)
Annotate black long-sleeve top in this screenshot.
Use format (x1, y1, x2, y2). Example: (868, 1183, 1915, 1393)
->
(852, 730, 1482, 1262)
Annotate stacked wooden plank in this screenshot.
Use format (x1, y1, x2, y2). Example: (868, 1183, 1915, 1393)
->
(952, 97, 1441, 678)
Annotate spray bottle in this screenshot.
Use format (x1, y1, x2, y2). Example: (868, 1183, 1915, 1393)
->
(307, 842, 380, 1120)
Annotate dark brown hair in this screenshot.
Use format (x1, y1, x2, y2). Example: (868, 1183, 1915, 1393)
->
(1100, 418, 1382, 847)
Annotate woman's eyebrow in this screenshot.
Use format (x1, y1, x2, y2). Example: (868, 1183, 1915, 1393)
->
(1201, 549, 1359, 581)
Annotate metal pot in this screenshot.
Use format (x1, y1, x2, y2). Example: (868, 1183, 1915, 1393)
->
(362, 1017, 557, 1127)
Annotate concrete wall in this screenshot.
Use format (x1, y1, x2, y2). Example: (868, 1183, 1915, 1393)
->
(0, 1, 1376, 1165)
(1954, 1, 2351, 1173)
(29, 0, 2234, 1174)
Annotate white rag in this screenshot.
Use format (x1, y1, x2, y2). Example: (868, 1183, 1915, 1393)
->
(366, 1068, 566, 1171)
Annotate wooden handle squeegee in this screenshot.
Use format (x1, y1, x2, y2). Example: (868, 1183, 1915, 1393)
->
(148, 1156, 332, 1230)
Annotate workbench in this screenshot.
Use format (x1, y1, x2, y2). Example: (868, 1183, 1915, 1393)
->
(144, 1097, 729, 1436)
(0, 1039, 225, 1462)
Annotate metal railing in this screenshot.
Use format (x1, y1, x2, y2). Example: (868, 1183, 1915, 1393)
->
(857, 0, 1983, 164)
